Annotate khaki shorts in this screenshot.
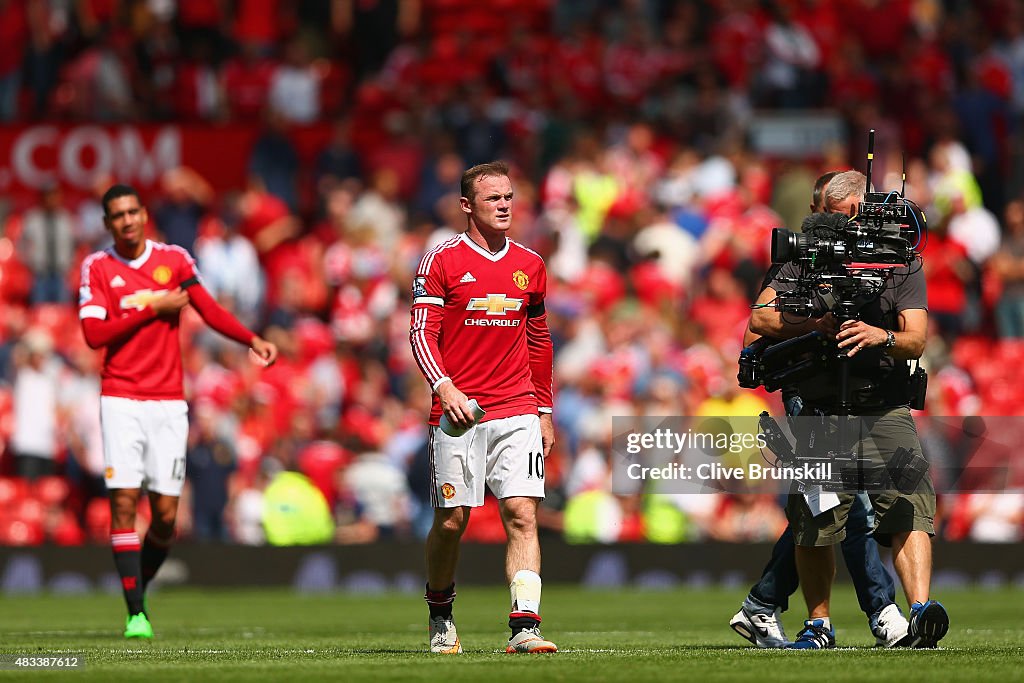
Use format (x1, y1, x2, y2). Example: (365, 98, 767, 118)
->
(786, 407, 935, 547)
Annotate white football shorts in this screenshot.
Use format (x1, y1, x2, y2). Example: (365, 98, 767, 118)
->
(100, 396, 189, 496)
(429, 413, 545, 508)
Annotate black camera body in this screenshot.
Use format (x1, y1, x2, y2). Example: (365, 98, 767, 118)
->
(770, 191, 921, 272)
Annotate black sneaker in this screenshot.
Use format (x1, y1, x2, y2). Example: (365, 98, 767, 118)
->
(908, 600, 949, 648)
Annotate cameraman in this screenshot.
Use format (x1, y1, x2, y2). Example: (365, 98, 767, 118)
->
(749, 170, 948, 650)
(730, 171, 910, 649)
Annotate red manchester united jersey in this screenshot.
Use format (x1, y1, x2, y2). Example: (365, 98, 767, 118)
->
(410, 234, 554, 424)
(78, 241, 199, 400)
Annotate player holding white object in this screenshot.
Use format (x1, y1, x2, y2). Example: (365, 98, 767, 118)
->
(79, 184, 277, 639)
(410, 161, 556, 654)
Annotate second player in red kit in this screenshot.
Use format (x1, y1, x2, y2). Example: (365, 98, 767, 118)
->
(79, 184, 277, 639)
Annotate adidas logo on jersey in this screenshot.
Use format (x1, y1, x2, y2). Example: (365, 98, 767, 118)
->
(460, 272, 476, 283)
(110, 275, 126, 287)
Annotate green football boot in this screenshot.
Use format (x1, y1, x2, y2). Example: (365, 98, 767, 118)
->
(124, 613, 154, 639)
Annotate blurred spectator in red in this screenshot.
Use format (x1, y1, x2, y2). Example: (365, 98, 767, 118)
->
(958, 493, 1024, 543)
(222, 41, 276, 121)
(176, 0, 229, 61)
(173, 33, 224, 121)
(923, 214, 974, 339)
(60, 30, 138, 121)
(709, 492, 788, 542)
(235, 179, 300, 307)
(689, 267, 750, 353)
(10, 328, 64, 480)
(232, 0, 283, 55)
(19, 184, 76, 304)
(361, 109, 425, 201)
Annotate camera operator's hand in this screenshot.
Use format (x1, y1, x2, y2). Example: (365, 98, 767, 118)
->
(812, 312, 839, 338)
(836, 319, 888, 357)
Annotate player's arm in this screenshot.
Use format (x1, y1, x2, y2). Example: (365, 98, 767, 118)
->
(79, 258, 190, 350)
(184, 280, 278, 365)
(749, 286, 838, 340)
(526, 300, 555, 457)
(411, 303, 474, 427)
(81, 308, 155, 349)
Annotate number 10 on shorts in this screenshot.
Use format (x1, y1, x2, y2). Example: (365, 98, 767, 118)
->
(527, 452, 544, 480)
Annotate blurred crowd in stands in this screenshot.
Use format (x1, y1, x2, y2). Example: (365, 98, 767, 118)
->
(0, 0, 1023, 547)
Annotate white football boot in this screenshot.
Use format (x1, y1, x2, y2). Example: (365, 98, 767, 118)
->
(506, 626, 557, 653)
(429, 615, 462, 654)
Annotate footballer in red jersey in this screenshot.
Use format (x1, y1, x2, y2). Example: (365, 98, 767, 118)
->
(410, 162, 557, 655)
(79, 185, 277, 640)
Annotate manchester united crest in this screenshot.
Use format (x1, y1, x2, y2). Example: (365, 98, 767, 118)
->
(512, 270, 529, 290)
(153, 265, 173, 285)
(441, 483, 456, 500)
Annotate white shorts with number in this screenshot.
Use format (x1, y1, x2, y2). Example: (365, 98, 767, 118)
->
(100, 396, 188, 496)
(429, 414, 545, 508)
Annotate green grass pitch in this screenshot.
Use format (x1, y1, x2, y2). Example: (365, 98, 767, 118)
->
(0, 586, 1021, 682)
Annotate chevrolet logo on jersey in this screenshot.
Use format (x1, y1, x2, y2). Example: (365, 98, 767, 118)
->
(466, 294, 523, 315)
(120, 289, 170, 311)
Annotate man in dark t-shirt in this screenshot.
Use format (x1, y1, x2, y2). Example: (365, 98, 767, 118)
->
(749, 171, 947, 651)
(767, 260, 926, 410)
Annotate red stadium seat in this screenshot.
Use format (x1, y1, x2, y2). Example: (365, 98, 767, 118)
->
(16, 498, 45, 525)
(85, 497, 111, 543)
(0, 518, 44, 546)
(50, 510, 85, 546)
(0, 477, 29, 509)
(32, 476, 71, 506)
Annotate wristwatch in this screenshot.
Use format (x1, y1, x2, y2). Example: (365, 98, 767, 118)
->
(884, 330, 896, 348)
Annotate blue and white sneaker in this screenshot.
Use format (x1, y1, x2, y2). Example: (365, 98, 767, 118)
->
(786, 619, 835, 650)
(908, 600, 949, 648)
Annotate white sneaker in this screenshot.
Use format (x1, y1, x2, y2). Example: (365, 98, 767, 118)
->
(873, 603, 911, 648)
(429, 615, 462, 654)
(730, 606, 789, 648)
(506, 626, 557, 653)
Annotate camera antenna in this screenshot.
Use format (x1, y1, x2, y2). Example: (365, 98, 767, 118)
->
(901, 152, 907, 198)
(865, 129, 875, 195)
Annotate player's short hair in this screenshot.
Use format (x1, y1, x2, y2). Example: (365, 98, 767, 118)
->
(102, 184, 142, 216)
(811, 171, 840, 212)
(461, 161, 510, 201)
